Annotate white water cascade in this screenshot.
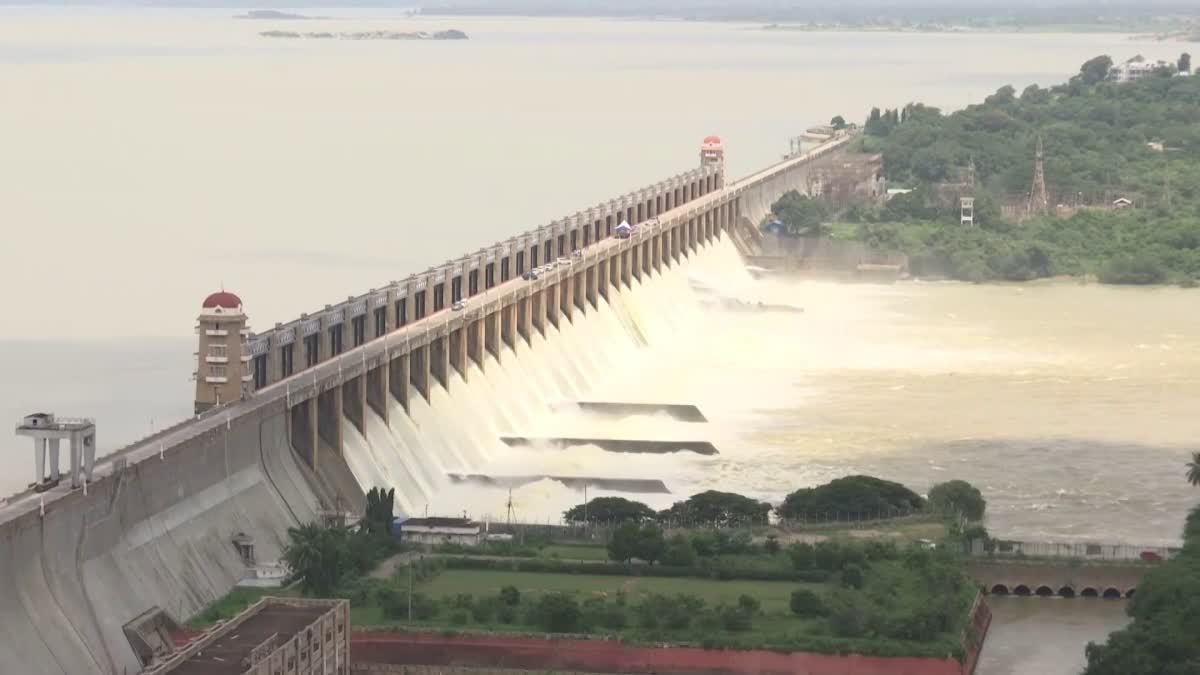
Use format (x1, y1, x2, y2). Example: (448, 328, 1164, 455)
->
(339, 237, 755, 521)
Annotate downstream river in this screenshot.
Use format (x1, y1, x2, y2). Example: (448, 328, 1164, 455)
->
(0, 10, 1190, 674)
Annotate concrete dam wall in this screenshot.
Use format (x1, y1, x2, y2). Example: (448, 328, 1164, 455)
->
(0, 135, 853, 675)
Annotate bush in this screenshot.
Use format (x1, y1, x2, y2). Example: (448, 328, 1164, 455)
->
(530, 593, 581, 633)
(790, 589, 825, 617)
(764, 535, 781, 554)
(449, 593, 474, 610)
(496, 604, 517, 624)
(1098, 254, 1167, 285)
(471, 599, 495, 623)
(718, 605, 753, 632)
(663, 534, 698, 567)
(498, 585, 521, 606)
(788, 542, 815, 570)
(927, 480, 987, 521)
(737, 594, 761, 614)
(841, 563, 865, 589)
(449, 610, 470, 626)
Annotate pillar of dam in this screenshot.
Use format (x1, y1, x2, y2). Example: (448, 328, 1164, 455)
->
(545, 283, 559, 329)
(431, 335, 449, 390)
(343, 375, 365, 434)
(508, 301, 523, 347)
(389, 353, 409, 412)
(585, 267, 597, 308)
(559, 272, 573, 321)
(317, 385, 343, 455)
(290, 396, 318, 468)
(631, 245, 641, 282)
(366, 363, 388, 423)
(531, 291, 544, 335)
(484, 310, 500, 363)
(410, 344, 429, 401)
(449, 326, 467, 382)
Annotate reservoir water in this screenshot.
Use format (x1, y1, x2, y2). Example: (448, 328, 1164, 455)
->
(0, 10, 1191, 673)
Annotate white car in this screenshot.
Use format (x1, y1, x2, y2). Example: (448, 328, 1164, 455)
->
(571, 249, 583, 258)
(452, 300, 467, 311)
(557, 256, 572, 266)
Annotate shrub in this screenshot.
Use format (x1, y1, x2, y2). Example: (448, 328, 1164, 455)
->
(841, 563, 865, 589)
(471, 599, 495, 623)
(790, 589, 825, 617)
(531, 593, 581, 633)
(498, 585, 521, 606)
(495, 604, 517, 624)
(788, 542, 815, 570)
(718, 605, 753, 632)
(450, 593, 474, 610)
(737, 594, 761, 614)
(764, 535, 781, 554)
(449, 610, 470, 626)
(663, 534, 698, 567)
(778, 475, 924, 519)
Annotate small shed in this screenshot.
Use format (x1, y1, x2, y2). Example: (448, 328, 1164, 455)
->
(1112, 197, 1133, 209)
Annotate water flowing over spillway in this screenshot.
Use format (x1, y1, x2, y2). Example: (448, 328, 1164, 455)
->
(340, 236, 754, 522)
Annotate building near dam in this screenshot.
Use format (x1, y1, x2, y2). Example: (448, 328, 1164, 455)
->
(0, 131, 868, 675)
(140, 598, 350, 675)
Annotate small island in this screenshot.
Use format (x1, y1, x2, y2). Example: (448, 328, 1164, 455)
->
(260, 29, 468, 41)
(235, 10, 332, 20)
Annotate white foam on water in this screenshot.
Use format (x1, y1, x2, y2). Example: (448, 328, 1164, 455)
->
(336, 238, 746, 520)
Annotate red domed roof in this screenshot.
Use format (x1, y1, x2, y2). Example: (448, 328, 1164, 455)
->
(703, 135, 722, 145)
(202, 291, 242, 309)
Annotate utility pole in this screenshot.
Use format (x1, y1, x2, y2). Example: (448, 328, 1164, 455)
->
(407, 562, 413, 622)
(1028, 135, 1049, 215)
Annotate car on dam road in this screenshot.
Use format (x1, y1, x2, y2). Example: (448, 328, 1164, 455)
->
(522, 269, 540, 281)
(572, 249, 583, 259)
(452, 300, 467, 311)
(558, 256, 572, 266)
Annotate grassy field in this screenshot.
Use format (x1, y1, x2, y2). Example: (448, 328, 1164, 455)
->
(536, 544, 609, 561)
(418, 569, 812, 614)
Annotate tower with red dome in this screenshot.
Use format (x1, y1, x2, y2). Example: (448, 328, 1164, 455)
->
(194, 290, 252, 414)
(700, 135, 724, 169)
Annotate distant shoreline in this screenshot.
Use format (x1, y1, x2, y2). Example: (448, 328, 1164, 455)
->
(259, 29, 468, 41)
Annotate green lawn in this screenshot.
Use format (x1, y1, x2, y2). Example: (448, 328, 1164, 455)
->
(537, 544, 609, 561)
(418, 569, 813, 614)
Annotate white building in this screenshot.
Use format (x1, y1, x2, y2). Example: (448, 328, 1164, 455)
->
(1110, 57, 1171, 83)
(397, 517, 483, 546)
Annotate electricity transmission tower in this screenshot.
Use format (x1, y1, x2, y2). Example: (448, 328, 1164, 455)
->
(1028, 135, 1049, 214)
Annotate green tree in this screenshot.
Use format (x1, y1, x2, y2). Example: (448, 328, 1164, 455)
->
(633, 524, 666, 564)
(657, 490, 772, 526)
(1188, 452, 1200, 487)
(789, 589, 825, 617)
(564, 496, 655, 524)
(282, 522, 350, 596)
(788, 542, 816, 570)
(1179, 52, 1192, 74)
(606, 521, 639, 563)
(768, 191, 831, 237)
(662, 534, 697, 567)
(364, 487, 396, 536)
(841, 563, 865, 589)
(1078, 55, 1114, 85)
(926, 480, 987, 520)
(830, 115, 848, 130)
(498, 585, 521, 606)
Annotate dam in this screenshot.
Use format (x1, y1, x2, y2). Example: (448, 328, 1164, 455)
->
(0, 132, 865, 675)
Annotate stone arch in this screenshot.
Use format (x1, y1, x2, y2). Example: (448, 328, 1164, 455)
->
(1058, 586, 1076, 598)
(1081, 587, 1099, 598)
(1035, 585, 1055, 597)
(990, 584, 1009, 596)
(1125, 588, 1136, 599)
(1102, 588, 1123, 599)
(1013, 584, 1032, 597)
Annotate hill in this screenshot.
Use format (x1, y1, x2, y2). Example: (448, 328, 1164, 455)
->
(839, 54, 1200, 285)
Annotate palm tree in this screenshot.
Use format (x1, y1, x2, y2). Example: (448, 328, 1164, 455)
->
(1188, 452, 1200, 487)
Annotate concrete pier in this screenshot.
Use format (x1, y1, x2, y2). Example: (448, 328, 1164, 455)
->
(0, 132, 859, 675)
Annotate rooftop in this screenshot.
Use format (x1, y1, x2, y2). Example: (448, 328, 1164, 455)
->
(159, 600, 335, 675)
(400, 516, 477, 528)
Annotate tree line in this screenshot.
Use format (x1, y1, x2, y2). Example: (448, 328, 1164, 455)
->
(798, 55, 1200, 285)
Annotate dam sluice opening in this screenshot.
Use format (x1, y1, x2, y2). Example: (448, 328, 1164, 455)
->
(322, 237, 752, 521)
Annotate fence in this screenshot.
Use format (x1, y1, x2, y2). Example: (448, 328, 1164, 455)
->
(971, 539, 1180, 562)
